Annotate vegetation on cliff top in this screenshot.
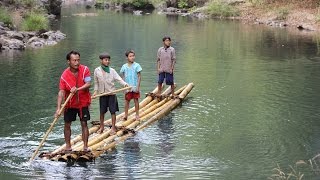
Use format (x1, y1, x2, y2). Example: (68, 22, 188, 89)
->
(0, 0, 49, 31)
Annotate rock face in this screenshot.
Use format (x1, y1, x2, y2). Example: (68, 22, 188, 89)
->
(0, 22, 66, 50)
(42, 0, 62, 15)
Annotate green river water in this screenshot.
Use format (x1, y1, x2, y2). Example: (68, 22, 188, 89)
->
(1, 5, 320, 180)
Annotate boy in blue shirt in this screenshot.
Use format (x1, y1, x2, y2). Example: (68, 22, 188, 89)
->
(120, 50, 142, 121)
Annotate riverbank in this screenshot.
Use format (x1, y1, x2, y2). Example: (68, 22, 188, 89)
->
(89, 0, 320, 32)
(157, 0, 320, 33)
(0, 0, 66, 50)
(236, 1, 320, 32)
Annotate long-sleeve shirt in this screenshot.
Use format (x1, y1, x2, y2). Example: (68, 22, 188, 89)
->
(94, 66, 127, 94)
(157, 46, 176, 73)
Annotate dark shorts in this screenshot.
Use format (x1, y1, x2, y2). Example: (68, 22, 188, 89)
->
(99, 95, 119, 114)
(64, 107, 90, 122)
(125, 92, 140, 101)
(158, 72, 174, 85)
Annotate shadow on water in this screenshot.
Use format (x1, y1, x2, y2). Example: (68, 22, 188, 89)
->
(95, 150, 117, 178)
(157, 115, 175, 157)
(123, 137, 142, 179)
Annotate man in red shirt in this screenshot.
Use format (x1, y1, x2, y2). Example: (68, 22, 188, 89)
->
(55, 50, 91, 152)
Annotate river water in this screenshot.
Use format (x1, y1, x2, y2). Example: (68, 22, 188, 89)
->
(1, 5, 320, 180)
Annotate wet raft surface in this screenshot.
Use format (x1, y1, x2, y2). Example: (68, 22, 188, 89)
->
(39, 83, 194, 162)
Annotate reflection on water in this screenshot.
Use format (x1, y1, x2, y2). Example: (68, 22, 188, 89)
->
(123, 138, 141, 179)
(1, 4, 320, 179)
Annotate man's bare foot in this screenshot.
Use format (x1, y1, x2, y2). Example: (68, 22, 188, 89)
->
(135, 115, 140, 121)
(97, 127, 104, 134)
(110, 127, 117, 135)
(122, 116, 128, 121)
(171, 94, 179, 99)
(62, 147, 72, 153)
(83, 147, 91, 152)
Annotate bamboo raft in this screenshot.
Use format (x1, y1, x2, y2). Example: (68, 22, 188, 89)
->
(38, 83, 194, 162)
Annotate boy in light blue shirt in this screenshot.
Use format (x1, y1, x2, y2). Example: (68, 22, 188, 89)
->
(120, 50, 142, 121)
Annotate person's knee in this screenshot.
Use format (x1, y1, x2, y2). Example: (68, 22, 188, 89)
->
(81, 120, 88, 126)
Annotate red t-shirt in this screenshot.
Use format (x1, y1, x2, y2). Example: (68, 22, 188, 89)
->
(59, 64, 91, 108)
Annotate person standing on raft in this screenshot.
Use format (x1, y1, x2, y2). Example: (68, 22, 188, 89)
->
(92, 52, 128, 134)
(55, 50, 92, 152)
(120, 50, 142, 121)
(156, 36, 177, 97)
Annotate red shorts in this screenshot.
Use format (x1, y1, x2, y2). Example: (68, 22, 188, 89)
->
(125, 92, 140, 101)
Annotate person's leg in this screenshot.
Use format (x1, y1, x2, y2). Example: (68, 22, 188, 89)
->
(166, 73, 176, 97)
(98, 96, 108, 133)
(63, 108, 76, 151)
(134, 98, 139, 121)
(171, 84, 175, 96)
(109, 95, 119, 135)
(64, 121, 72, 150)
(124, 94, 130, 120)
(80, 120, 89, 151)
(111, 113, 117, 134)
(157, 72, 165, 96)
(99, 113, 105, 133)
(157, 83, 162, 96)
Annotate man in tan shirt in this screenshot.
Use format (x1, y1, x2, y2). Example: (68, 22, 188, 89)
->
(92, 52, 128, 134)
(157, 36, 176, 97)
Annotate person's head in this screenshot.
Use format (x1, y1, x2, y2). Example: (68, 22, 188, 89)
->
(162, 36, 171, 47)
(99, 52, 111, 66)
(125, 50, 135, 63)
(66, 50, 80, 70)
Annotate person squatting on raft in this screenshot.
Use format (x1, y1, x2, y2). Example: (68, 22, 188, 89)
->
(55, 50, 92, 152)
(92, 52, 128, 134)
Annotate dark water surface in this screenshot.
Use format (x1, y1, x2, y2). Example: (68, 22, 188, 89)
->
(1, 5, 320, 179)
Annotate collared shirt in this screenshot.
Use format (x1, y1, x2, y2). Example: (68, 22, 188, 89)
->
(157, 46, 176, 73)
(120, 62, 142, 92)
(94, 66, 127, 94)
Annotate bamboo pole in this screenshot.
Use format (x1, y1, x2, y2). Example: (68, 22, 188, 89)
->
(49, 86, 162, 155)
(29, 93, 74, 161)
(91, 86, 132, 99)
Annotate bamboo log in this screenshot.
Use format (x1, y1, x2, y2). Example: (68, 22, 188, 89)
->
(90, 84, 193, 159)
(49, 86, 162, 155)
(49, 84, 194, 162)
(86, 85, 181, 150)
(64, 86, 174, 152)
(88, 98, 173, 152)
(137, 83, 194, 131)
(55, 86, 182, 161)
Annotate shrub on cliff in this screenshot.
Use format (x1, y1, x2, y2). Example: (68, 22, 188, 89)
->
(0, 7, 12, 27)
(21, 12, 48, 31)
(205, 1, 239, 17)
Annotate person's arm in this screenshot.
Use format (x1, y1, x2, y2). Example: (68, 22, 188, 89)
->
(136, 64, 142, 92)
(171, 48, 176, 74)
(120, 65, 125, 81)
(137, 72, 141, 92)
(114, 70, 128, 87)
(72, 67, 91, 93)
(92, 69, 98, 97)
(72, 81, 90, 93)
(55, 89, 65, 118)
(157, 49, 161, 74)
